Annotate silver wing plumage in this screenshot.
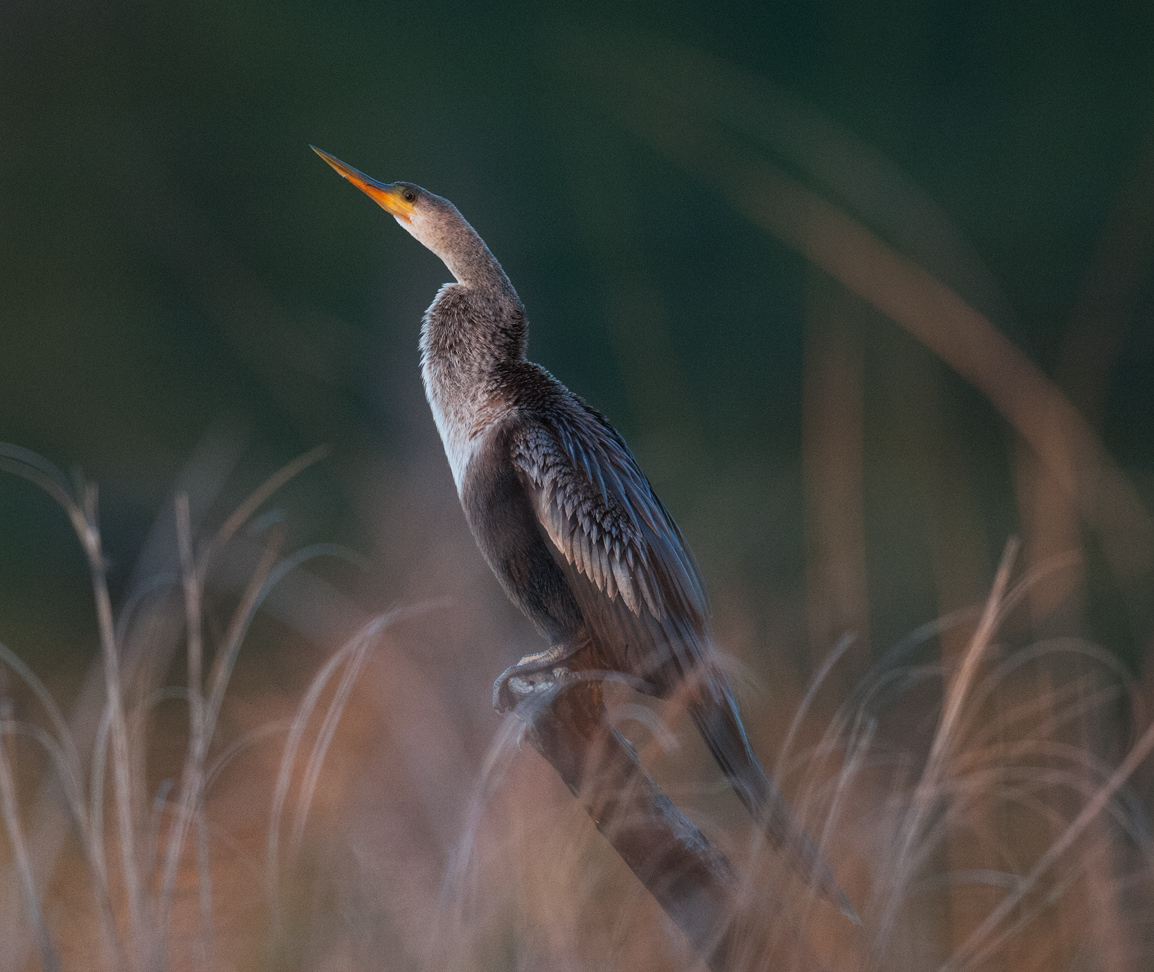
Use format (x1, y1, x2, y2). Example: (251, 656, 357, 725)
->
(510, 402, 713, 693)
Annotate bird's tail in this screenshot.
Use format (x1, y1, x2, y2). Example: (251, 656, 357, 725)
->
(689, 691, 859, 923)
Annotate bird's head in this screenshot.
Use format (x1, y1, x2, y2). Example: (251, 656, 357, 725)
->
(312, 145, 514, 294)
(312, 146, 459, 257)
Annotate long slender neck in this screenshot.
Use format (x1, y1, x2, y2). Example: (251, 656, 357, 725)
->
(416, 201, 527, 378)
(412, 195, 518, 301)
(440, 225, 518, 300)
(413, 196, 526, 490)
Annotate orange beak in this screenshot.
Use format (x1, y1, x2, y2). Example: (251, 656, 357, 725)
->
(311, 146, 416, 223)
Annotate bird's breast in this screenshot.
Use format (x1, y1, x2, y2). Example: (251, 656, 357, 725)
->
(424, 381, 509, 495)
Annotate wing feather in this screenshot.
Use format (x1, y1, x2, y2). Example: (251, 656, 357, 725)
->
(510, 405, 711, 688)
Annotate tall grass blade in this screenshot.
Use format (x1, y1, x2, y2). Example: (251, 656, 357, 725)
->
(198, 445, 329, 578)
(175, 493, 213, 972)
(75, 480, 146, 969)
(0, 708, 62, 972)
(946, 711, 1154, 972)
(265, 611, 391, 929)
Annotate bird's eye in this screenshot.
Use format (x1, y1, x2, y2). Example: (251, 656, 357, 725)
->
(402, 188, 417, 203)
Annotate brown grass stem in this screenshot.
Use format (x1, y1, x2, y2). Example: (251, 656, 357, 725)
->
(202, 529, 284, 748)
(288, 620, 375, 859)
(869, 539, 1018, 955)
(197, 444, 328, 582)
(0, 708, 62, 972)
(174, 494, 213, 972)
(265, 611, 395, 932)
(79, 480, 146, 969)
(945, 709, 1154, 972)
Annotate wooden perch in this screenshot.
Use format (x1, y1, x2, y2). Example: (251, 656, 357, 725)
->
(510, 672, 745, 971)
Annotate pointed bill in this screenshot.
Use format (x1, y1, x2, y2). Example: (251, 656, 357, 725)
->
(310, 145, 416, 222)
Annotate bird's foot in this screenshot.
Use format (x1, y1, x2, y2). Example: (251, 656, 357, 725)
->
(493, 643, 585, 715)
(493, 668, 567, 715)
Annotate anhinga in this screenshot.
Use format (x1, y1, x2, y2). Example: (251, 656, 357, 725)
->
(313, 146, 856, 921)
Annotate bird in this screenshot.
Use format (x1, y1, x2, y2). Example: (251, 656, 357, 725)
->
(313, 146, 857, 922)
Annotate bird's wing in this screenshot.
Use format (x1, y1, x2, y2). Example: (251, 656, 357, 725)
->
(510, 403, 711, 687)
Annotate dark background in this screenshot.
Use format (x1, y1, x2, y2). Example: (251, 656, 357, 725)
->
(2, 0, 1153, 678)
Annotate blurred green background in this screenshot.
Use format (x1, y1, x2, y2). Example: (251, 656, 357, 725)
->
(2, 0, 1153, 677)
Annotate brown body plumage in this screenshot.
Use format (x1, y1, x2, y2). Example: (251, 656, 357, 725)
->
(313, 147, 856, 921)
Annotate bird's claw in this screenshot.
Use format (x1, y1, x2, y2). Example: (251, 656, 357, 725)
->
(492, 667, 526, 714)
(493, 642, 587, 715)
(492, 663, 578, 716)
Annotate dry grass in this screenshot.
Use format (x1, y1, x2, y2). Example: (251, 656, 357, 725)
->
(0, 451, 1150, 972)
